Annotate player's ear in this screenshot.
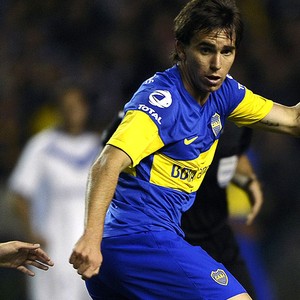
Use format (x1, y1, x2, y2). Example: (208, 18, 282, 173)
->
(175, 40, 186, 61)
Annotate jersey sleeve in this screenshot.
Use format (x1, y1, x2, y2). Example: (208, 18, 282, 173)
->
(107, 110, 164, 167)
(227, 88, 273, 126)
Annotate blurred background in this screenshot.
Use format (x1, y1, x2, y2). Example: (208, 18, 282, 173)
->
(0, 0, 299, 299)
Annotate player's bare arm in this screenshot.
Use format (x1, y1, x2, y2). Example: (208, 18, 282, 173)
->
(69, 145, 132, 280)
(252, 102, 300, 137)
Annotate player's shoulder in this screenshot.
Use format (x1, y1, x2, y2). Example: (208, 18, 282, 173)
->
(133, 66, 181, 106)
(219, 74, 245, 95)
(79, 131, 101, 148)
(213, 75, 246, 112)
(25, 127, 59, 150)
(137, 66, 179, 94)
(125, 66, 181, 125)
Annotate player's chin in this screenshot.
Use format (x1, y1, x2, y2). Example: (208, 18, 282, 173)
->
(209, 82, 224, 92)
(204, 85, 221, 93)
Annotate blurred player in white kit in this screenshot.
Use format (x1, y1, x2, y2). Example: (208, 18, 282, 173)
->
(8, 82, 100, 300)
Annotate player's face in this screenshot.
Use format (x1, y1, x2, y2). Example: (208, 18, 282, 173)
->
(60, 89, 89, 134)
(178, 29, 236, 103)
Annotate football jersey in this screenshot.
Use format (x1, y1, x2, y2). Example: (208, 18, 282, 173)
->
(181, 123, 253, 240)
(105, 65, 273, 238)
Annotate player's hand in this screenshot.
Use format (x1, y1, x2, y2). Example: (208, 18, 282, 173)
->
(69, 234, 102, 280)
(0, 241, 54, 276)
(246, 178, 263, 225)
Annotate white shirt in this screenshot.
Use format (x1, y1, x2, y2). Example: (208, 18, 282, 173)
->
(9, 128, 101, 300)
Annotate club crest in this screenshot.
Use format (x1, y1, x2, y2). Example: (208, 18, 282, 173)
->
(211, 113, 222, 137)
(211, 269, 228, 286)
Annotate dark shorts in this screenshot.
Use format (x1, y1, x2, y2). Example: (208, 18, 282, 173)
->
(86, 230, 246, 299)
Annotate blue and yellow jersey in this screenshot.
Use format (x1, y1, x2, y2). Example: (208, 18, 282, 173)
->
(104, 65, 273, 238)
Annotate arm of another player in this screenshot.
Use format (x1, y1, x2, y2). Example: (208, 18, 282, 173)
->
(10, 193, 47, 247)
(232, 154, 263, 225)
(69, 144, 132, 280)
(0, 241, 54, 276)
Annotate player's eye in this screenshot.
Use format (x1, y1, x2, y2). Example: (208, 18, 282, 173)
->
(199, 46, 212, 55)
(222, 48, 235, 56)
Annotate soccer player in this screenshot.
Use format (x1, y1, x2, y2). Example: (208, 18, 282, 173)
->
(69, 0, 300, 299)
(8, 82, 100, 300)
(0, 241, 53, 276)
(101, 116, 265, 299)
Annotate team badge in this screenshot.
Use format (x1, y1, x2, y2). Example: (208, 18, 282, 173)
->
(211, 113, 222, 137)
(149, 90, 172, 108)
(211, 269, 229, 286)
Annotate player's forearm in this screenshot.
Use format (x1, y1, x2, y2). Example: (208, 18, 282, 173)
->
(83, 165, 118, 243)
(235, 154, 256, 178)
(293, 103, 300, 136)
(232, 154, 258, 189)
(11, 194, 35, 239)
(254, 102, 300, 137)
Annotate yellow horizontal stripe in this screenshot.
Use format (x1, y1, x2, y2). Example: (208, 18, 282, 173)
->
(150, 140, 218, 193)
